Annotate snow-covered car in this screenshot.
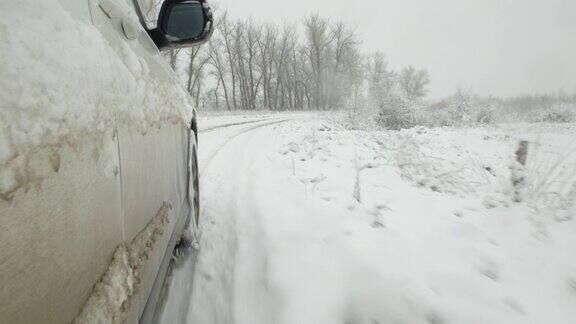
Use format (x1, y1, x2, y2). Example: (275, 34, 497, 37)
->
(0, 0, 212, 322)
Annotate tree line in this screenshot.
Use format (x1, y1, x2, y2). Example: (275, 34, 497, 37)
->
(160, 10, 430, 112)
(140, 1, 574, 128)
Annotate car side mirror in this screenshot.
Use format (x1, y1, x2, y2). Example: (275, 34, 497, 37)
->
(148, 0, 213, 51)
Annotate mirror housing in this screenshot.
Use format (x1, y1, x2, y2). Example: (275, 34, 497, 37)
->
(148, 0, 213, 51)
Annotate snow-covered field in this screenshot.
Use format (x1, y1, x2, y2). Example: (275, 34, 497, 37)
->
(160, 115, 576, 324)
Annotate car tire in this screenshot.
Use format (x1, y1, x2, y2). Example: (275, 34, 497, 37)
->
(190, 139, 200, 229)
(179, 131, 200, 250)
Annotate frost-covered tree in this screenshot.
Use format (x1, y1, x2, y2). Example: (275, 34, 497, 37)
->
(162, 10, 430, 115)
(328, 20, 361, 109)
(302, 14, 332, 109)
(366, 52, 397, 107)
(399, 66, 430, 99)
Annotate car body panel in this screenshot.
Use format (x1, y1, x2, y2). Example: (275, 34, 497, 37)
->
(0, 0, 196, 322)
(116, 125, 190, 321)
(0, 131, 125, 323)
(95, 0, 193, 319)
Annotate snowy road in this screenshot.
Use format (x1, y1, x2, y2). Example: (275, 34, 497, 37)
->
(157, 116, 576, 324)
(156, 114, 303, 323)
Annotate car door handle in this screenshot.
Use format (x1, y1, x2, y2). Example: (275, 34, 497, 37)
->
(99, 0, 140, 40)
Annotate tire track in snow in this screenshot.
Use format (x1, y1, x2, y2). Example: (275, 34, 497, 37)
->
(199, 118, 293, 174)
(158, 117, 292, 323)
(199, 117, 275, 133)
(186, 122, 278, 323)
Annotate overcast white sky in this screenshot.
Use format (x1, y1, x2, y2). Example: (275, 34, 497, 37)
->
(213, 0, 576, 99)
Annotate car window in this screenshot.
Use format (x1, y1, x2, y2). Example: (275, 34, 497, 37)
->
(164, 2, 204, 40)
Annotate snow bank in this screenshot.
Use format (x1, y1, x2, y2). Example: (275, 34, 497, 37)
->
(0, 1, 193, 200)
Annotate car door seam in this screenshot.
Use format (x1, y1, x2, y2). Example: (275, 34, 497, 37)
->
(114, 113, 126, 242)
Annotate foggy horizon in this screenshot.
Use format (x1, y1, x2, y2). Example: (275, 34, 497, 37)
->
(214, 0, 576, 99)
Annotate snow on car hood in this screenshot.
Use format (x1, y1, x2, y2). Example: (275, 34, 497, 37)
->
(0, 1, 193, 199)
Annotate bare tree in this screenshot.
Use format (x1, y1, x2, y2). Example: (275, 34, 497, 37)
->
(328, 20, 359, 108)
(185, 46, 210, 107)
(366, 52, 397, 106)
(207, 37, 232, 110)
(256, 24, 278, 109)
(219, 12, 239, 109)
(232, 20, 261, 110)
(399, 66, 430, 99)
(172, 12, 431, 113)
(303, 14, 332, 109)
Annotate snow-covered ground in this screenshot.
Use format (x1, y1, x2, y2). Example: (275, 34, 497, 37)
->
(160, 115, 576, 324)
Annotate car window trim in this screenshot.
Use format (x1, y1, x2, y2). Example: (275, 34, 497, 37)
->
(131, 0, 148, 28)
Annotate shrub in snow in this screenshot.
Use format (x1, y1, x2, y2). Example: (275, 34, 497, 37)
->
(445, 91, 475, 126)
(473, 104, 497, 125)
(370, 90, 501, 131)
(364, 91, 575, 132)
(431, 90, 499, 127)
(374, 95, 432, 130)
(531, 104, 575, 123)
(376, 96, 414, 130)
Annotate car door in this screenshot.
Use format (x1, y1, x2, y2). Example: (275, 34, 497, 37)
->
(0, 1, 126, 323)
(86, 0, 192, 321)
